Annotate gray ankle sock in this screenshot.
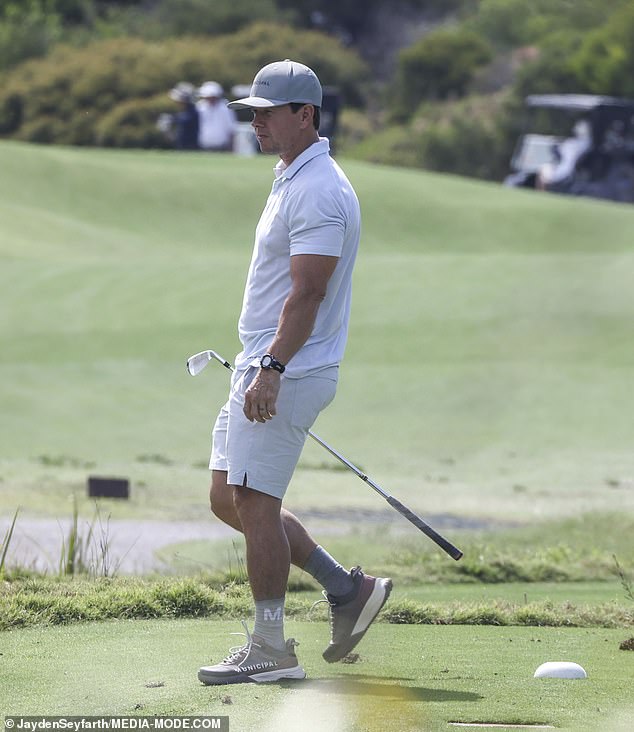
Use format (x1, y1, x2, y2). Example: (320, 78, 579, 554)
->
(302, 545, 354, 598)
(253, 598, 286, 651)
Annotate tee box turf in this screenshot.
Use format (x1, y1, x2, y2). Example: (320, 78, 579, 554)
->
(87, 476, 130, 499)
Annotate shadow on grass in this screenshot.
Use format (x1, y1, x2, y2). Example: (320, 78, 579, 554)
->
(283, 675, 483, 703)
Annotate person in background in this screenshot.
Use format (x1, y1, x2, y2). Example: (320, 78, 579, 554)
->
(538, 119, 592, 190)
(196, 81, 237, 152)
(166, 82, 199, 151)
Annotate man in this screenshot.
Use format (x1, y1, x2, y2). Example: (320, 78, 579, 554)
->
(166, 82, 199, 150)
(196, 81, 237, 152)
(198, 60, 392, 686)
(537, 119, 592, 191)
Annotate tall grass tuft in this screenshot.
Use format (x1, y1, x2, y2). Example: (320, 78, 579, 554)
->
(58, 496, 122, 578)
(225, 540, 248, 585)
(613, 555, 634, 603)
(0, 507, 20, 576)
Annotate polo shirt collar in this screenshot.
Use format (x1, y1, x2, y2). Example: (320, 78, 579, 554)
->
(274, 137, 330, 180)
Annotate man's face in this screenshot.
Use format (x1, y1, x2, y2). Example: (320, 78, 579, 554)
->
(250, 105, 309, 159)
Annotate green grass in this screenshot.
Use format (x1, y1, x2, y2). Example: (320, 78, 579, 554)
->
(2, 141, 634, 525)
(1, 618, 633, 731)
(2, 570, 632, 633)
(2, 140, 634, 730)
(155, 513, 634, 586)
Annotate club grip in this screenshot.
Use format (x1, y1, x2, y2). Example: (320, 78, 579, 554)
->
(386, 495, 463, 561)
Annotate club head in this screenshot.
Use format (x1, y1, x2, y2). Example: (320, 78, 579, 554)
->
(186, 351, 213, 376)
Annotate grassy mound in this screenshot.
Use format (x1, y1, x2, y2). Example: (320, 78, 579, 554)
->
(2, 140, 634, 527)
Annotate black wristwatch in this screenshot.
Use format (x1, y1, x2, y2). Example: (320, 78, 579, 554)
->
(260, 353, 286, 374)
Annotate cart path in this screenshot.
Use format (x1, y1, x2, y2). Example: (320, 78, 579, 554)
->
(0, 516, 238, 575)
(0, 510, 496, 575)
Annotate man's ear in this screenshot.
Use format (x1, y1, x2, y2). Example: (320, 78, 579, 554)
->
(301, 104, 315, 129)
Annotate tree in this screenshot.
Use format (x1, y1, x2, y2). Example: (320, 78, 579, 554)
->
(0, 2, 61, 70)
(571, 3, 634, 99)
(275, 0, 462, 42)
(391, 27, 492, 120)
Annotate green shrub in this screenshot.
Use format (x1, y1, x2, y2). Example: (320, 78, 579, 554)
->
(391, 27, 492, 121)
(382, 601, 444, 625)
(0, 91, 22, 134)
(512, 31, 587, 100)
(345, 124, 423, 168)
(348, 93, 515, 181)
(141, 0, 280, 39)
(470, 0, 631, 49)
(570, 3, 634, 99)
(508, 2, 634, 101)
(95, 95, 171, 148)
(0, 22, 367, 148)
(15, 115, 68, 144)
(0, 1, 62, 71)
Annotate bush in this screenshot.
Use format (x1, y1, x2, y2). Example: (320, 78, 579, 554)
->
(95, 0, 281, 41)
(348, 93, 515, 181)
(0, 1, 62, 71)
(507, 3, 634, 101)
(391, 27, 492, 121)
(0, 22, 367, 147)
(511, 31, 588, 100)
(95, 96, 171, 148)
(470, 0, 631, 49)
(143, 0, 280, 38)
(0, 91, 22, 134)
(415, 95, 516, 180)
(570, 3, 634, 99)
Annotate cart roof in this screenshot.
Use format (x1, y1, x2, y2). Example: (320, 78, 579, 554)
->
(526, 94, 634, 112)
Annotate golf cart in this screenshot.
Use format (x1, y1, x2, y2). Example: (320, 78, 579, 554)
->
(505, 94, 634, 203)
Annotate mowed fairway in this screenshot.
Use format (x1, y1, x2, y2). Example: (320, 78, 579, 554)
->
(1, 141, 634, 525)
(2, 141, 634, 730)
(2, 618, 634, 731)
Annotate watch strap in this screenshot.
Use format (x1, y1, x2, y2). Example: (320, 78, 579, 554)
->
(260, 353, 286, 374)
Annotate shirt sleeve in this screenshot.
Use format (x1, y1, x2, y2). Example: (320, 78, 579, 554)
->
(284, 184, 346, 258)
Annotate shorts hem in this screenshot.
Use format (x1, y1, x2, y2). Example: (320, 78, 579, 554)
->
(227, 469, 286, 500)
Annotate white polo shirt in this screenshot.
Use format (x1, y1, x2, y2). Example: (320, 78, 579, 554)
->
(235, 138, 361, 378)
(197, 99, 237, 149)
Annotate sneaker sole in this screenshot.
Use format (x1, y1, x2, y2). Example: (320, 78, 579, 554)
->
(322, 577, 393, 663)
(198, 666, 306, 685)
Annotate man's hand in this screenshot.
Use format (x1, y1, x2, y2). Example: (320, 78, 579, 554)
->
(243, 369, 281, 423)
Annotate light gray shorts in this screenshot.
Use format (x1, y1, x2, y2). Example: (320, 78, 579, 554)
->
(210, 365, 338, 499)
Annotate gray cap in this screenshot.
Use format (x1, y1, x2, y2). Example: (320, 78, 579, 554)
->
(227, 59, 322, 110)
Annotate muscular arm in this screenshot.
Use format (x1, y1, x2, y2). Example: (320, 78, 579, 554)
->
(243, 253, 338, 423)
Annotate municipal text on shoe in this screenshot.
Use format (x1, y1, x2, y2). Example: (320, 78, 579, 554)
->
(198, 623, 306, 685)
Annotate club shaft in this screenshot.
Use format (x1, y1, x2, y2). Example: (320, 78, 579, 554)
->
(192, 349, 463, 560)
(309, 430, 462, 560)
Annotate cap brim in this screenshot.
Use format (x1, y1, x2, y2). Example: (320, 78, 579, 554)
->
(227, 96, 290, 110)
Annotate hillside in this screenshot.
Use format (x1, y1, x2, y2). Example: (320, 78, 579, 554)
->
(1, 141, 634, 523)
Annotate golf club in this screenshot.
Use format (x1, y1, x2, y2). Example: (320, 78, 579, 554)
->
(186, 349, 463, 561)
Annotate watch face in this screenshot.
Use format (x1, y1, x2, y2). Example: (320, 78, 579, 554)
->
(260, 354, 284, 373)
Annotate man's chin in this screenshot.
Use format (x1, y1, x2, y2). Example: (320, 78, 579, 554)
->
(257, 138, 277, 154)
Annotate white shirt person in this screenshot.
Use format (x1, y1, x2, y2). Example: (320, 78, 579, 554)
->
(196, 81, 237, 151)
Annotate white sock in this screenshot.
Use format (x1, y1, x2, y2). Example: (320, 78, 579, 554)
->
(253, 597, 286, 651)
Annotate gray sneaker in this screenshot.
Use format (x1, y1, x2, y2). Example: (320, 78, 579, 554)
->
(198, 622, 306, 685)
(322, 567, 392, 663)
